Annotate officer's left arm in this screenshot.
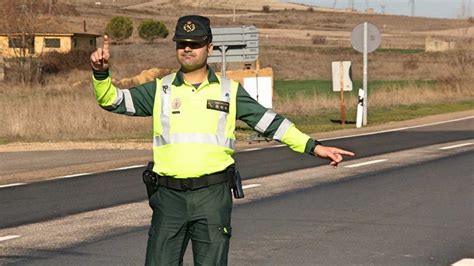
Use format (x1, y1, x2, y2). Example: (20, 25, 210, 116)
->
(236, 84, 354, 166)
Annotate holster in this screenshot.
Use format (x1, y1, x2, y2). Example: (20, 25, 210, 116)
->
(142, 161, 158, 200)
(227, 165, 244, 199)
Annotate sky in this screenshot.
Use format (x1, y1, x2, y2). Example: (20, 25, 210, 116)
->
(284, 0, 473, 19)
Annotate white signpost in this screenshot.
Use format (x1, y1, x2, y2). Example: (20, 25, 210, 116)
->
(332, 61, 353, 125)
(351, 22, 381, 126)
(243, 76, 273, 108)
(356, 89, 365, 128)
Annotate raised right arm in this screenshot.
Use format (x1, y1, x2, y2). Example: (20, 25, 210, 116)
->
(92, 70, 156, 116)
(90, 35, 155, 116)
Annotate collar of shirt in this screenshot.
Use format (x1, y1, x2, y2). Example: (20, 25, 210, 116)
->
(172, 66, 220, 87)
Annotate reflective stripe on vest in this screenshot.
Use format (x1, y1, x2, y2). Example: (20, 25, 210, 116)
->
(255, 109, 276, 133)
(154, 74, 234, 149)
(112, 88, 124, 108)
(160, 74, 173, 142)
(122, 89, 136, 115)
(273, 118, 292, 141)
(153, 133, 235, 149)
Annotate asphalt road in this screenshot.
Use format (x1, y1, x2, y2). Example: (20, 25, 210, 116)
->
(0, 118, 473, 229)
(9, 150, 473, 265)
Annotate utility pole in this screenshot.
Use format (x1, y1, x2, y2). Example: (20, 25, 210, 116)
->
(348, 0, 354, 11)
(233, 3, 236, 22)
(332, 0, 337, 9)
(459, 0, 466, 18)
(48, 0, 53, 16)
(458, 0, 472, 19)
(409, 0, 415, 17)
(467, 0, 473, 19)
(365, 0, 369, 12)
(380, 2, 386, 14)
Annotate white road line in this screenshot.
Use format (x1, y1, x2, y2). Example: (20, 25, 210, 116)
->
(320, 116, 474, 141)
(47, 173, 93, 180)
(1, 116, 470, 188)
(239, 116, 473, 153)
(242, 148, 263, 152)
(452, 258, 474, 266)
(242, 144, 285, 152)
(242, 184, 261, 190)
(0, 183, 26, 189)
(269, 144, 286, 148)
(344, 159, 388, 168)
(111, 165, 146, 171)
(439, 142, 473, 150)
(0, 235, 21, 242)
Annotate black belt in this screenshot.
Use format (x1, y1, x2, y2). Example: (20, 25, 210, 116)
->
(157, 167, 232, 191)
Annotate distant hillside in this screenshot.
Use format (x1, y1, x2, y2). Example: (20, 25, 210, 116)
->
(120, 0, 309, 11)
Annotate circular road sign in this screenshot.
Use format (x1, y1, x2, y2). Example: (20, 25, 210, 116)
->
(351, 22, 381, 53)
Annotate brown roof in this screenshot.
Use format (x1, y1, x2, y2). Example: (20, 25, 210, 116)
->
(0, 32, 100, 37)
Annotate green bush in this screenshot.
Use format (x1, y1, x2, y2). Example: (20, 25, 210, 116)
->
(138, 19, 169, 43)
(105, 16, 133, 42)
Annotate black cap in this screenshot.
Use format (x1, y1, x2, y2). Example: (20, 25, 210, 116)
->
(173, 15, 212, 43)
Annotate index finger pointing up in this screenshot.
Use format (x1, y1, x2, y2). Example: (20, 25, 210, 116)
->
(103, 35, 109, 52)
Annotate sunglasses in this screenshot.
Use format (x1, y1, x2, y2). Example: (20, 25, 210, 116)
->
(176, 41, 209, 50)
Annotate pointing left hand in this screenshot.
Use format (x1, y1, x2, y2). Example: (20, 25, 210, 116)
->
(313, 145, 355, 168)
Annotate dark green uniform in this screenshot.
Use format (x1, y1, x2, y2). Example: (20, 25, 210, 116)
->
(94, 68, 320, 265)
(92, 14, 321, 266)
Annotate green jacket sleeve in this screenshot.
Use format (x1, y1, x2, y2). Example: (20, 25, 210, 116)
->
(92, 70, 155, 117)
(236, 84, 321, 154)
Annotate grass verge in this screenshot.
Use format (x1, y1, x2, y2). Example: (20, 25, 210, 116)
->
(274, 79, 439, 98)
(283, 100, 473, 135)
(0, 74, 471, 143)
(236, 100, 473, 140)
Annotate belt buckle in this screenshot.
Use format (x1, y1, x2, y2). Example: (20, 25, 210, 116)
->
(182, 179, 191, 190)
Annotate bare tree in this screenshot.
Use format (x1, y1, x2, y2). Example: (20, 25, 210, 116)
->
(0, 0, 53, 84)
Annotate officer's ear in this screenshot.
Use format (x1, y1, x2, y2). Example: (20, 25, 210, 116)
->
(207, 42, 213, 57)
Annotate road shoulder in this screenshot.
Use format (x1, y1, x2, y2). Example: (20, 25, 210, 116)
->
(0, 110, 472, 185)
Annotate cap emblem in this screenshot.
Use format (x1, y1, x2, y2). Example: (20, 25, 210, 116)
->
(183, 21, 196, 33)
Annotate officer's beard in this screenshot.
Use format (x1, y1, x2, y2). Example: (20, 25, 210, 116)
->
(179, 53, 208, 73)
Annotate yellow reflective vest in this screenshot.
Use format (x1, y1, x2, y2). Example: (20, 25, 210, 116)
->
(152, 73, 238, 178)
(92, 68, 319, 179)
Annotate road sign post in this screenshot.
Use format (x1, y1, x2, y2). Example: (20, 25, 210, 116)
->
(219, 45, 228, 77)
(356, 88, 364, 128)
(351, 22, 381, 127)
(332, 61, 353, 126)
(363, 22, 368, 126)
(209, 26, 259, 77)
(340, 62, 345, 125)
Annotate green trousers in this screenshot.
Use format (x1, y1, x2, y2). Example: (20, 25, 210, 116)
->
(145, 182, 233, 266)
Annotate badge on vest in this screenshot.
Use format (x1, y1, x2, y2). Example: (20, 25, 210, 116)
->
(172, 98, 181, 114)
(207, 100, 229, 113)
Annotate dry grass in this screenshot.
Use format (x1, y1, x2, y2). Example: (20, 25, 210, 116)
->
(1, 46, 472, 142)
(1, 4, 473, 142)
(0, 70, 151, 142)
(1, 69, 471, 142)
(274, 80, 474, 116)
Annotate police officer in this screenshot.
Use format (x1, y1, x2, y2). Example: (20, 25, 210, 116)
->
(90, 15, 354, 266)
